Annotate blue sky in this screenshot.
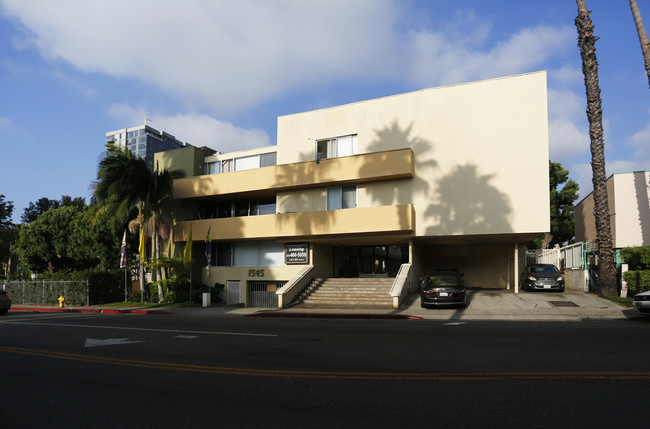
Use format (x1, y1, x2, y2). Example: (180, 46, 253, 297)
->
(1, 0, 649, 224)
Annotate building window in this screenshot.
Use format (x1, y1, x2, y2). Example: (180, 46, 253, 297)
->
(327, 185, 357, 210)
(216, 242, 232, 266)
(233, 241, 284, 267)
(205, 162, 220, 175)
(235, 155, 260, 171)
(260, 152, 277, 167)
(316, 134, 357, 160)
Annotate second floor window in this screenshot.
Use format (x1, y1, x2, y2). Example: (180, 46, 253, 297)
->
(316, 134, 357, 160)
(327, 185, 357, 210)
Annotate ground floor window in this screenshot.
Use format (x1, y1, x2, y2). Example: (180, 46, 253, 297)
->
(234, 241, 284, 267)
(213, 241, 284, 267)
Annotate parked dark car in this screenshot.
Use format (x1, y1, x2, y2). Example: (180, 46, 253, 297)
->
(420, 269, 467, 308)
(520, 264, 565, 292)
(0, 289, 11, 315)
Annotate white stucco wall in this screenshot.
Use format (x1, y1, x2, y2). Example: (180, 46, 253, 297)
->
(276, 72, 550, 238)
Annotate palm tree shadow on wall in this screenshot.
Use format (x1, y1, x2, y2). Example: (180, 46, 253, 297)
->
(425, 164, 512, 235)
(273, 153, 336, 236)
(361, 120, 438, 207)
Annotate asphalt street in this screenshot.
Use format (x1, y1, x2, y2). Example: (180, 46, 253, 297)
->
(1, 311, 649, 428)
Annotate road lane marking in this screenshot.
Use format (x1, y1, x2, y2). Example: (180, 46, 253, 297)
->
(0, 321, 277, 337)
(85, 338, 146, 348)
(443, 322, 467, 326)
(175, 335, 198, 339)
(1, 346, 649, 381)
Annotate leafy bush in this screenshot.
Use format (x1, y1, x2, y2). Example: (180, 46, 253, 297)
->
(621, 246, 650, 270)
(623, 270, 650, 295)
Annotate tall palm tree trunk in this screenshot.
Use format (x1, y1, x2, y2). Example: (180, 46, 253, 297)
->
(575, 0, 618, 296)
(630, 0, 650, 88)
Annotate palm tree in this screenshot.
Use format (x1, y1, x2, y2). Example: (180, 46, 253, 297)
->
(92, 144, 183, 301)
(575, 0, 618, 296)
(630, 0, 650, 88)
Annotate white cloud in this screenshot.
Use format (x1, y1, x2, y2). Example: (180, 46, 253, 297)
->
(107, 104, 270, 153)
(627, 122, 650, 163)
(1, 0, 577, 115)
(2, 0, 397, 115)
(0, 116, 14, 130)
(551, 65, 583, 86)
(571, 162, 593, 201)
(547, 89, 590, 163)
(404, 24, 574, 87)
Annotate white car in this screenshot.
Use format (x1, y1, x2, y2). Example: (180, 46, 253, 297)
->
(633, 290, 650, 314)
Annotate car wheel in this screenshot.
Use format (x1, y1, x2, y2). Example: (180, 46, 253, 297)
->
(0, 309, 8, 315)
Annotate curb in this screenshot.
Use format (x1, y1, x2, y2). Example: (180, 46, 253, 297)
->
(10, 307, 171, 315)
(246, 312, 423, 320)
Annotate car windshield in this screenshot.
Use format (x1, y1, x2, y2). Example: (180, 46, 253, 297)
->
(428, 274, 459, 286)
(531, 265, 559, 274)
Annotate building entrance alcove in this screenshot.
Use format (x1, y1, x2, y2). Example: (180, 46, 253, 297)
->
(333, 245, 409, 278)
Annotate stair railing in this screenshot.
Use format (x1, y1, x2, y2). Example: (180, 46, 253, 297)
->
(276, 265, 314, 308)
(389, 263, 412, 309)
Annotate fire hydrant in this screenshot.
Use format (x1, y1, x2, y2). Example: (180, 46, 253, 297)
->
(58, 296, 66, 308)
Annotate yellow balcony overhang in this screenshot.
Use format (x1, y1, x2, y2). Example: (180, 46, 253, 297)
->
(173, 148, 414, 199)
(174, 204, 415, 242)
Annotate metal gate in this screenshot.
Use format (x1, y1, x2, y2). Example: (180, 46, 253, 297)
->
(226, 280, 241, 305)
(249, 281, 285, 308)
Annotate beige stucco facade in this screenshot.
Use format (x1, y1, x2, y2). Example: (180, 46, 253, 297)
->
(575, 170, 650, 249)
(159, 72, 551, 303)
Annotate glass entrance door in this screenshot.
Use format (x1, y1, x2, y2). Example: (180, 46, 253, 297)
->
(334, 245, 408, 278)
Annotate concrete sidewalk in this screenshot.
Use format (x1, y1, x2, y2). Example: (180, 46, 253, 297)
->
(8, 289, 642, 321)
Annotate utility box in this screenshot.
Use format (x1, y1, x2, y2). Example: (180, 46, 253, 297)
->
(202, 292, 211, 308)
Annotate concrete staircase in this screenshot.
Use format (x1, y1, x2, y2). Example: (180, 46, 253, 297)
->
(295, 277, 395, 309)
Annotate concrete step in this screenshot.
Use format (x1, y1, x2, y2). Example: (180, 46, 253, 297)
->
(296, 277, 395, 308)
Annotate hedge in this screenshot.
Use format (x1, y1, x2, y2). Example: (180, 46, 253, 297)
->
(623, 270, 650, 295)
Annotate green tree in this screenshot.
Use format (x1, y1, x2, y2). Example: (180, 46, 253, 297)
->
(0, 194, 18, 277)
(21, 195, 85, 224)
(68, 206, 122, 271)
(15, 205, 80, 274)
(548, 161, 579, 247)
(92, 144, 183, 301)
(575, 0, 618, 296)
(14, 204, 119, 275)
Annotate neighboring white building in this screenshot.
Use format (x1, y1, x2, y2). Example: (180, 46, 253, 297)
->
(575, 170, 650, 249)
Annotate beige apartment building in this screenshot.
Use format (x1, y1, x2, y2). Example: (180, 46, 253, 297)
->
(156, 71, 551, 307)
(575, 170, 650, 250)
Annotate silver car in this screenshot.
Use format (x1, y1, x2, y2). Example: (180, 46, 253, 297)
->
(633, 290, 650, 314)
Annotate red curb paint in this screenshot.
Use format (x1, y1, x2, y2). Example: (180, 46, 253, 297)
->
(10, 307, 170, 315)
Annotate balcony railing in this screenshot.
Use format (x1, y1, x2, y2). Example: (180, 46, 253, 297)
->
(173, 148, 414, 199)
(174, 204, 415, 242)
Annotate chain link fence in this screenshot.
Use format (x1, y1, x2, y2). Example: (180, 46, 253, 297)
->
(1, 280, 89, 306)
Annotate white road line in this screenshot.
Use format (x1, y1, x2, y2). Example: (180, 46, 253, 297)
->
(443, 322, 467, 326)
(1, 321, 278, 337)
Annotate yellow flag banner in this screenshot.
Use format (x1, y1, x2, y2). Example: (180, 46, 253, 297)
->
(183, 224, 192, 264)
(138, 228, 147, 262)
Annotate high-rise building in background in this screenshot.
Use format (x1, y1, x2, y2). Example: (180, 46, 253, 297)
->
(105, 123, 188, 169)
